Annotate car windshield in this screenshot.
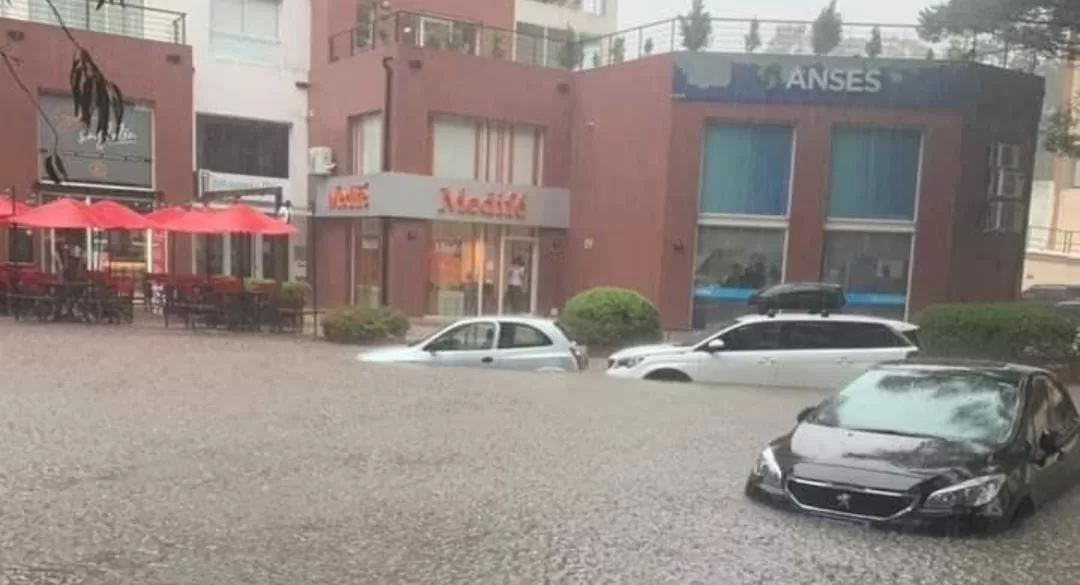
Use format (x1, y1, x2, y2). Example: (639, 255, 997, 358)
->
(807, 368, 1023, 444)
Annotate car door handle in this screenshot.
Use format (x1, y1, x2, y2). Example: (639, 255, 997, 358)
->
(758, 358, 775, 365)
(836, 356, 852, 364)
(481, 356, 494, 364)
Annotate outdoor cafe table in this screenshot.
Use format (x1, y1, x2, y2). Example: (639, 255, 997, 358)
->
(49, 282, 94, 323)
(219, 289, 270, 332)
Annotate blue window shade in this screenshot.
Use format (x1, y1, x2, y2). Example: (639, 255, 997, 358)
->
(827, 127, 921, 220)
(700, 124, 793, 216)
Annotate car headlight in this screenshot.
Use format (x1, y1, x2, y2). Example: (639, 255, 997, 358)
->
(611, 356, 645, 369)
(750, 446, 782, 486)
(923, 474, 1007, 509)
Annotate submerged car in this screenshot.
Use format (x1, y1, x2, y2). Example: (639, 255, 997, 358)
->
(745, 359, 1080, 534)
(356, 316, 588, 373)
(606, 313, 919, 389)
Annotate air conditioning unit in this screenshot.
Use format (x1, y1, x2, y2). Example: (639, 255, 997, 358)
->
(993, 143, 1022, 170)
(984, 200, 1025, 234)
(989, 169, 1026, 199)
(308, 147, 336, 175)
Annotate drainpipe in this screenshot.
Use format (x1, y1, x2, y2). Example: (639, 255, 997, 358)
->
(380, 55, 393, 307)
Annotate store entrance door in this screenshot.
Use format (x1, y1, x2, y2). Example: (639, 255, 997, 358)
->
(498, 237, 538, 315)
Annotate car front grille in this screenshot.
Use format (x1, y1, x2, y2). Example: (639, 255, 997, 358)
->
(786, 478, 915, 520)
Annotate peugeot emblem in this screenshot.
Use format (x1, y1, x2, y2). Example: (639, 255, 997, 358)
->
(835, 493, 852, 510)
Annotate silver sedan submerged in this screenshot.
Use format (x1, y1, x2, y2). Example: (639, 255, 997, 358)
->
(357, 316, 589, 373)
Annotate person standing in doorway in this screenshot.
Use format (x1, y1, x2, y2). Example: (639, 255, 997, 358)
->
(505, 256, 526, 314)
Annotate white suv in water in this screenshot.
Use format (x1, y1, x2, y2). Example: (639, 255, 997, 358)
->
(605, 313, 920, 389)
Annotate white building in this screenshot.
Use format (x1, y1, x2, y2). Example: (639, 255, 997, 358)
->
(149, 0, 311, 281)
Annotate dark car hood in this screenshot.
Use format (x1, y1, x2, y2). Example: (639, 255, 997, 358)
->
(774, 423, 998, 492)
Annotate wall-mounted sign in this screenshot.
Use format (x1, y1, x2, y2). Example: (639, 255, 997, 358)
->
(37, 94, 154, 188)
(315, 172, 570, 229)
(760, 63, 883, 93)
(670, 53, 988, 109)
(328, 184, 371, 210)
(438, 188, 527, 220)
(198, 170, 289, 210)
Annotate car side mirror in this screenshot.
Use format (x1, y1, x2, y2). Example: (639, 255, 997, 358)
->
(705, 339, 725, 352)
(1039, 430, 1063, 455)
(796, 406, 816, 423)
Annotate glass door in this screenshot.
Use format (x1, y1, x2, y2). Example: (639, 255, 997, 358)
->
(498, 236, 538, 315)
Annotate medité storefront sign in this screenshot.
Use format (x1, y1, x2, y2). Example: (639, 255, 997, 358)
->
(316, 172, 570, 229)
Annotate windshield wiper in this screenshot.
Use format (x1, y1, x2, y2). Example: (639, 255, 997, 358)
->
(841, 427, 940, 440)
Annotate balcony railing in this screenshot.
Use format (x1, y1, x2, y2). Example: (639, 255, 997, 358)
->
(329, 11, 1020, 70)
(1028, 226, 1080, 256)
(0, 0, 186, 44)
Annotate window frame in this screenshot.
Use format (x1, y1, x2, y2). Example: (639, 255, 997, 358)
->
(717, 321, 781, 352)
(424, 321, 498, 352)
(497, 322, 554, 350)
(211, 0, 281, 42)
(821, 222, 916, 320)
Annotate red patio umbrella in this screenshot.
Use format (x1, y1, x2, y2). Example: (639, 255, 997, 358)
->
(9, 197, 105, 229)
(159, 204, 295, 235)
(145, 206, 191, 225)
(90, 200, 157, 230)
(157, 206, 223, 234)
(213, 204, 296, 236)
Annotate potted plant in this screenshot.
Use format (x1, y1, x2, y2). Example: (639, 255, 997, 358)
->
(611, 37, 626, 64)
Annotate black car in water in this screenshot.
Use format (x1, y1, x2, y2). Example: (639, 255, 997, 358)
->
(745, 359, 1080, 534)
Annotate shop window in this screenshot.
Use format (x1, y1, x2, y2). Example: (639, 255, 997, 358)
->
(197, 114, 290, 179)
(429, 222, 484, 317)
(821, 231, 911, 319)
(700, 124, 793, 216)
(693, 226, 786, 329)
(195, 234, 226, 275)
(827, 127, 921, 220)
(9, 228, 33, 264)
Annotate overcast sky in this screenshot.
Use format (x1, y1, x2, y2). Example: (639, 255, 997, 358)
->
(617, 0, 941, 29)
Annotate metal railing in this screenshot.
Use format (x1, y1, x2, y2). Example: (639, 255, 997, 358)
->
(0, 0, 186, 44)
(329, 11, 1013, 70)
(1028, 226, 1080, 256)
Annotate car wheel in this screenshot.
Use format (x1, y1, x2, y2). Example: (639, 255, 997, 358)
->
(1011, 497, 1035, 527)
(644, 369, 692, 383)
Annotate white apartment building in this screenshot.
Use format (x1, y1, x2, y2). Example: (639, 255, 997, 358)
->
(149, 0, 311, 281)
(513, 0, 617, 68)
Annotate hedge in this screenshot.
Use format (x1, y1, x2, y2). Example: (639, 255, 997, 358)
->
(562, 287, 662, 348)
(914, 303, 1078, 366)
(322, 305, 410, 345)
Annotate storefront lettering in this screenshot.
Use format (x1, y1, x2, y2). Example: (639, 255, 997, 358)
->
(785, 67, 882, 93)
(438, 188, 527, 220)
(329, 183, 371, 210)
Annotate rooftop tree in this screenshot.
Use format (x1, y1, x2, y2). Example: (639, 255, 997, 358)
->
(1, 0, 127, 183)
(918, 0, 1080, 157)
(811, 0, 843, 56)
(679, 0, 713, 52)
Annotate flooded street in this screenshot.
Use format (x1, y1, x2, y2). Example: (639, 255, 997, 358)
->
(1, 323, 1077, 584)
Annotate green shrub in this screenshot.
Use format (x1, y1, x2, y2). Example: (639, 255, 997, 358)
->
(280, 280, 312, 303)
(322, 305, 410, 345)
(914, 303, 1079, 365)
(562, 287, 662, 348)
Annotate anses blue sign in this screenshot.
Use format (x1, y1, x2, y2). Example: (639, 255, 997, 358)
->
(673, 53, 974, 110)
